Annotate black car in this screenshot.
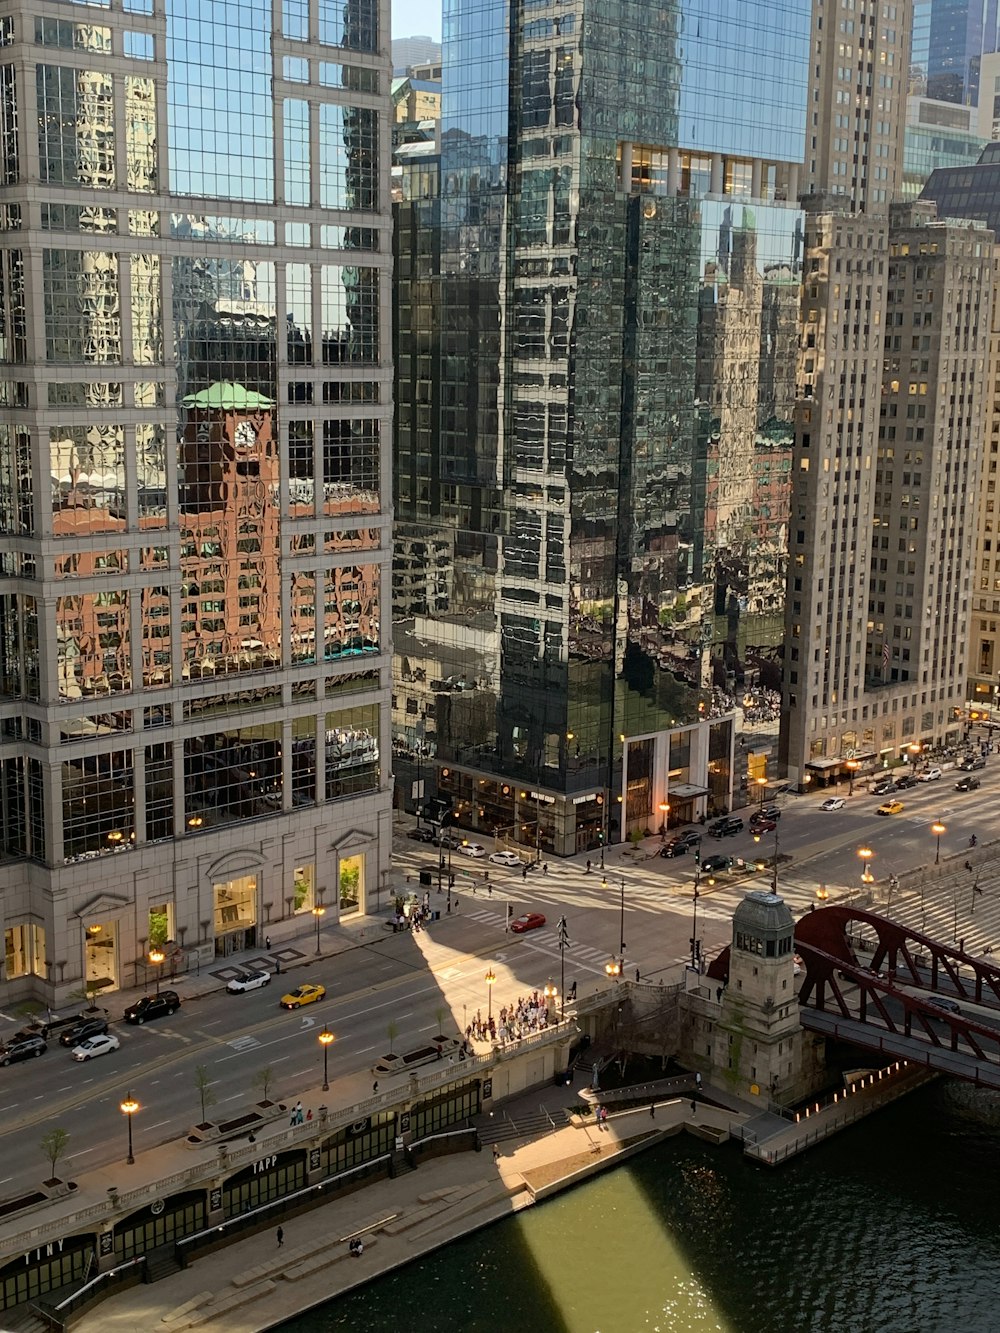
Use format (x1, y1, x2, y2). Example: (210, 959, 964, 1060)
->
(58, 1016, 109, 1047)
(749, 815, 777, 833)
(708, 816, 744, 838)
(123, 990, 181, 1025)
(659, 830, 702, 858)
(871, 780, 895, 796)
(956, 755, 987, 771)
(0, 1031, 47, 1065)
(758, 805, 782, 822)
(893, 773, 917, 790)
(701, 854, 734, 874)
(955, 775, 981, 792)
(926, 995, 961, 1015)
(407, 826, 435, 843)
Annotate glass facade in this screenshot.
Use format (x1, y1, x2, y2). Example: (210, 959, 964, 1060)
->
(393, 0, 807, 851)
(0, 0, 392, 998)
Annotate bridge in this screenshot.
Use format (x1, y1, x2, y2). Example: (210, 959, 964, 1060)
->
(707, 904, 1000, 1089)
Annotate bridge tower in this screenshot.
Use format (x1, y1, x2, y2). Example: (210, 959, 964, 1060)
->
(711, 891, 825, 1103)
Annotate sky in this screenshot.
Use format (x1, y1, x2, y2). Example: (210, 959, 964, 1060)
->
(392, 0, 441, 42)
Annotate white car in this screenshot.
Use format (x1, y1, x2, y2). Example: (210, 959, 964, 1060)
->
(226, 968, 271, 993)
(489, 850, 522, 868)
(458, 841, 487, 858)
(72, 1033, 121, 1062)
(820, 797, 846, 811)
(917, 767, 942, 783)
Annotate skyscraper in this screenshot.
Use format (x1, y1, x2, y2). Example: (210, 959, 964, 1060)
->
(0, 0, 393, 1004)
(393, 0, 813, 854)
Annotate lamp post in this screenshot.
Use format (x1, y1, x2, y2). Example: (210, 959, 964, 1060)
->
(931, 819, 946, 866)
(604, 957, 621, 982)
(618, 874, 626, 960)
(318, 1026, 334, 1091)
(485, 966, 496, 1021)
(752, 825, 780, 895)
(658, 801, 670, 842)
(846, 759, 859, 796)
(148, 947, 164, 996)
(543, 980, 558, 1021)
(312, 904, 326, 955)
(557, 916, 568, 1018)
(858, 845, 875, 885)
(690, 865, 701, 970)
(815, 883, 830, 903)
(120, 1091, 139, 1165)
(756, 776, 768, 810)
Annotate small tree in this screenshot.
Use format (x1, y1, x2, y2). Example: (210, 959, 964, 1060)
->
(40, 1128, 70, 1183)
(194, 1065, 216, 1126)
(252, 1065, 275, 1105)
(386, 1020, 399, 1054)
(69, 980, 103, 1013)
(434, 1005, 448, 1036)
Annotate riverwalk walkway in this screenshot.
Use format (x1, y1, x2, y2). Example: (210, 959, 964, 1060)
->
(76, 1083, 742, 1333)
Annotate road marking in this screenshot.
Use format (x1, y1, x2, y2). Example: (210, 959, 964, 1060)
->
(226, 1035, 261, 1053)
(0, 1104, 17, 1113)
(57, 1085, 73, 1092)
(271, 1055, 291, 1064)
(418, 1023, 435, 1032)
(68, 1147, 95, 1158)
(356, 1044, 377, 1054)
(300, 1017, 315, 1029)
(290, 1069, 311, 1078)
(146, 1119, 170, 1130)
(221, 1094, 242, 1103)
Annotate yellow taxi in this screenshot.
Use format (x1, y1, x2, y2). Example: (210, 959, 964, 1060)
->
(876, 800, 904, 816)
(280, 982, 326, 1009)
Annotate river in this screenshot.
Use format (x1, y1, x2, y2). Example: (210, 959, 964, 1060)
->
(272, 1079, 1000, 1333)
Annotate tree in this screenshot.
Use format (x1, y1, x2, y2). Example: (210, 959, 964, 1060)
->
(40, 1128, 69, 1183)
(194, 1065, 216, 1126)
(252, 1065, 275, 1105)
(386, 1020, 399, 1054)
(69, 980, 103, 1013)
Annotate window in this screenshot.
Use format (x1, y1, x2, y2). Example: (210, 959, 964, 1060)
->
(4, 922, 46, 978)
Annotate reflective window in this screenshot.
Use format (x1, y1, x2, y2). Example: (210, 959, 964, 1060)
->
(131, 255, 162, 361)
(136, 423, 168, 525)
(124, 31, 154, 59)
(0, 249, 26, 361)
(290, 570, 316, 661)
(325, 702, 379, 798)
(145, 741, 173, 840)
(323, 562, 379, 658)
(0, 64, 17, 184)
(41, 203, 117, 233)
(0, 425, 31, 533)
(141, 584, 172, 687)
(319, 105, 379, 211)
(319, 62, 378, 93)
(288, 418, 315, 514)
(318, 0, 378, 51)
(56, 587, 131, 699)
(321, 265, 379, 362)
(282, 0, 308, 41)
(43, 249, 121, 363)
(283, 56, 309, 82)
(319, 224, 378, 250)
(184, 727, 281, 830)
(165, 0, 273, 201)
(51, 424, 126, 538)
(34, 18, 112, 52)
(322, 418, 379, 514)
(125, 75, 158, 191)
(169, 214, 275, 244)
(36, 65, 115, 187)
(292, 714, 316, 804)
(286, 262, 312, 363)
(283, 98, 311, 205)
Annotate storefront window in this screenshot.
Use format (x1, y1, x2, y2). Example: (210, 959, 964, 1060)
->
(213, 875, 257, 946)
(148, 901, 173, 948)
(4, 922, 46, 978)
(339, 853, 362, 915)
(292, 862, 315, 913)
(84, 920, 117, 993)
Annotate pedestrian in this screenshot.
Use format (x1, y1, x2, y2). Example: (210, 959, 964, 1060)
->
(492, 1144, 500, 1164)
(275, 957, 281, 974)
(488, 883, 493, 897)
(372, 1080, 379, 1094)
(265, 935, 271, 950)
(965, 860, 973, 872)
(294, 1100, 304, 1125)
(543, 863, 548, 876)
(690, 1100, 697, 1116)
(277, 1226, 284, 1247)
(306, 1108, 313, 1122)
(635, 967, 640, 983)
(248, 1131, 256, 1143)
(586, 859, 592, 874)
(522, 865, 528, 880)
(569, 980, 577, 1001)
(650, 1103, 655, 1119)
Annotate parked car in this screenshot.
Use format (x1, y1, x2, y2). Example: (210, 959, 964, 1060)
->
(510, 912, 546, 934)
(660, 830, 702, 858)
(820, 797, 846, 811)
(917, 767, 942, 783)
(749, 816, 777, 833)
(700, 854, 734, 874)
(956, 755, 987, 771)
(876, 800, 905, 816)
(280, 982, 326, 1009)
(759, 805, 782, 822)
(123, 990, 181, 1024)
(708, 816, 744, 838)
(871, 780, 895, 796)
(71, 1033, 121, 1062)
(435, 830, 463, 849)
(893, 774, 917, 790)
(955, 775, 981, 792)
(226, 968, 271, 994)
(407, 826, 435, 843)
(489, 850, 521, 868)
(0, 1032, 47, 1065)
(458, 841, 487, 858)
(58, 1016, 109, 1047)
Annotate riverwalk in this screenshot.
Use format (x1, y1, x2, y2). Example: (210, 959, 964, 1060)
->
(77, 1083, 742, 1333)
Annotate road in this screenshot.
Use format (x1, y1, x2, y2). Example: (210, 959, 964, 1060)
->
(0, 755, 997, 1199)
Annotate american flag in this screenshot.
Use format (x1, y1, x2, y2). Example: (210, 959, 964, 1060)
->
(882, 641, 890, 670)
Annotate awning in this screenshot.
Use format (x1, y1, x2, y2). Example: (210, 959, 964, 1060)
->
(667, 782, 710, 798)
(805, 757, 841, 769)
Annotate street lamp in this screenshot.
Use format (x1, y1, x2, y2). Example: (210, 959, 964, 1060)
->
(690, 865, 701, 970)
(543, 980, 558, 1020)
(756, 776, 768, 809)
(120, 1091, 139, 1165)
(147, 947, 164, 996)
(815, 883, 830, 902)
(858, 845, 874, 884)
(557, 916, 569, 1018)
(604, 958, 621, 982)
(485, 966, 496, 1021)
(846, 759, 859, 796)
(658, 801, 670, 842)
(752, 825, 780, 894)
(618, 875, 626, 960)
(931, 819, 946, 866)
(312, 904, 326, 955)
(318, 1027, 334, 1092)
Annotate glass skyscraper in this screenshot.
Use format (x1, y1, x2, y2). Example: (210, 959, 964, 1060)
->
(393, 0, 810, 855)
(0, 0, 393, 1003)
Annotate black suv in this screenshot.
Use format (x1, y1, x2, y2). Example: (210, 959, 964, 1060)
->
(708, 816, 744, 838)
(0, 1031, 47, 1065)
(758, 805, 781, 822)
(955, 775, 981, 792)
(123, 990, 181, 1025)
(58, 1016, 110, 1048)
(701, 853, 735, 874)
(871, 779, 895, 796)
(893, 773, 917, 790)
(660, 830, 702, 858)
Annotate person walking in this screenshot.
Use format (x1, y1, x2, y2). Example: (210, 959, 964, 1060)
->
(277, 1226, 284, 1247)
(265, 935, 271, 950)
(372, 1080, 379, 1094)
(492, 1144, 500, 1165)
(586, 860, 592, 874)
(690, 1099, 697, 1116)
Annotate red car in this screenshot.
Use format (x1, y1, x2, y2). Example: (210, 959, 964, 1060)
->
(510, 912, 546, 934)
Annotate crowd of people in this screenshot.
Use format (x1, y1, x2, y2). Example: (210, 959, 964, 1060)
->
(466, 990, 555, 1047)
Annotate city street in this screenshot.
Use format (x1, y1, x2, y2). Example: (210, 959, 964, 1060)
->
(0, 756, 997, 1200)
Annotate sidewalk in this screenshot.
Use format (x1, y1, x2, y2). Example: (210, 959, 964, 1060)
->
(76, 1084, 743, 1333)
